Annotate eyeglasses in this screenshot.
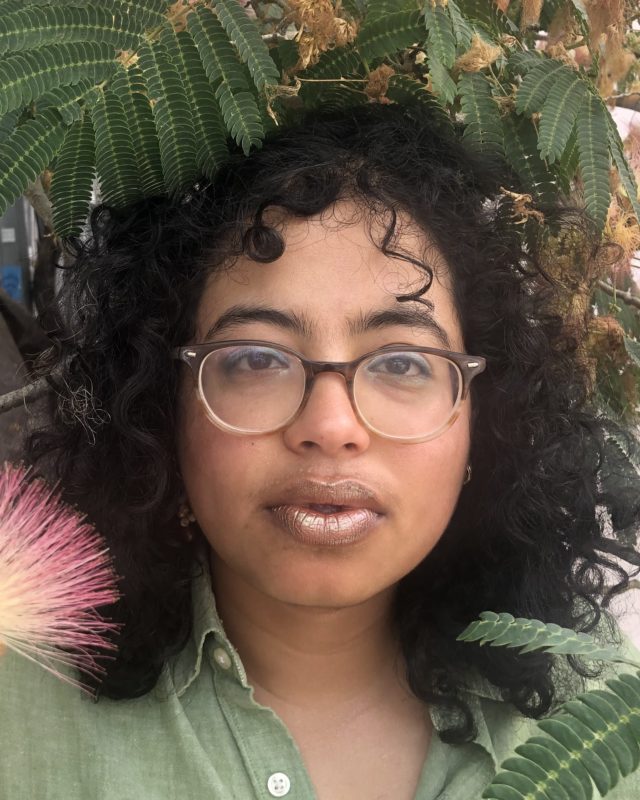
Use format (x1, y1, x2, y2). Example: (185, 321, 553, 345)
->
(173, 340, 486, 443)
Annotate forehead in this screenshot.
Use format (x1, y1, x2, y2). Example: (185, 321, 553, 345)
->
(196, 202, 461, 348)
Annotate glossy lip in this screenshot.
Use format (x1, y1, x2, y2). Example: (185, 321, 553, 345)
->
(266, 478, 386, 546)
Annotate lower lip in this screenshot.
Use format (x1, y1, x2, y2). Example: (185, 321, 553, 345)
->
(268, 505, 383, 546)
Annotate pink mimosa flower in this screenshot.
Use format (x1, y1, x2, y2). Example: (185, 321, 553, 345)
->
(0, 463, 120, 689)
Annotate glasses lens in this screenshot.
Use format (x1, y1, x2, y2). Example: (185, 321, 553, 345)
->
(199, 345, 305, 432)
(353, 350, 461, 439)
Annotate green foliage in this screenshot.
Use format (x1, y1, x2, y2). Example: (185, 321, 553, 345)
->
(538, 70, 588, 163)
(110, 65, 164, 197)
(50, 113, 94, 235)
(0, 42, 117, 118)
(423, 2, 456, 70)
(459, 72, 503, 161)
(187, 6, 263, 154)
(0, 0, 632, 246)
(447, 0, 473, 50)
(458, 611, 638, 665)
(0, 106, 65, 213)
(576, 93, 611, 232)
(171, 30, 228, 178)
(459, 613, 640, 799)
(91, 87, 143, 207)
(213, 0, 280, 92)
(138, 37, 198, 195)
(0, 5, 144, 56)
(516, 60, 570, 115)
(503, 115, 557, 206)
(355, 10, 423, 63)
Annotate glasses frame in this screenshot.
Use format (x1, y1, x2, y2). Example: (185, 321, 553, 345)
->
(173, 340, 486, 443)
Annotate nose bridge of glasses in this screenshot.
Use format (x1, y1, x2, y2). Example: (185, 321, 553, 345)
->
(301, 361, 357, 414)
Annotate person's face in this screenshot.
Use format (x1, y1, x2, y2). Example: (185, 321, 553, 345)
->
(177, 202, 471, 609)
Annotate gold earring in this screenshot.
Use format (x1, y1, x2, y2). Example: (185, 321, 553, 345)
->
(464, 465, 472, 484)
(178, 502, 196, 528)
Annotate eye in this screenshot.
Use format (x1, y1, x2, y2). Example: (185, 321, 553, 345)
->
(222, 346, 291, 373)
(365, 352, 432, 379)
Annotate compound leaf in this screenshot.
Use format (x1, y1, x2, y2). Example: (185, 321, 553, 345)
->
(576, 92, 611, 232)
(423, 2, 456, 69)
(538, 70, 588, 163)
(459, 72, 503, 160)
(137, 37, 198, 195)
(91, 87, 142, 207)
(356, 9, 424, 63)
(109, 65, 164, 196)
(213, 0, 280, 92)
(0, 106, 65, 217)
(50, 112, 95, 235)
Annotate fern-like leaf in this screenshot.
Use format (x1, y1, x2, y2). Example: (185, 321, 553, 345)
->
(429, 56, 456, 106)
(167, 29, 229, 178)
(91, 88, 143, 207)
(457, 611, 638, 665)
(0, 0, 169, 24)
(0, 5, 144, 57)
(109, 65, 164, 197)
(356, 10, 424, 63)
(576, 92, 611, 233)
(481, 670, 640, 799)
(606, 112, 640, 226)
(447, 0, 473, 50)
(558, 125, 579, 194)
(137, 38, 198, 195)
(364, 0, 416, 22)
(213, 0, 280, 92)
(37, 80, 100, 125)
(187, 7, 263, 154)
(0, 107, 66, 217)
(538, 70, 588, 164)
(624, 337, 640, 370)
(503, 115, 557, 206)
(423, 2, 456, 70)
(385, 74, 452, 132)
(215, 81, 263, 156)
(459, 72, 503, 160)
(516, 59, 569, 116)
(50, 113, 95, 236)
(0, 41, 117, 118)
(0, 110, 17, 144)
(298, 46, 363, 107)
(188, 7, 248, 91)
(455, 0, 517, 36)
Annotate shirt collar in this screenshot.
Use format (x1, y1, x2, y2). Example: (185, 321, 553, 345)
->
(169, 554, 503, 767)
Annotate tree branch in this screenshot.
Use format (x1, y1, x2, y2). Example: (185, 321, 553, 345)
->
(597, 280, 640, 311)
(0, 378, 49, 415)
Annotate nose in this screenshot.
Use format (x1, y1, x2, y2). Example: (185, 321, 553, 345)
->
(282, 372, 371, 456)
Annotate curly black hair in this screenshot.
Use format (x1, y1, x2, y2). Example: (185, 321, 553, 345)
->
(28, 102, 640, 743)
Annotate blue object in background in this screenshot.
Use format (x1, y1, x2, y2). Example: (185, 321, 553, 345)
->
(0, 265, 23, 302)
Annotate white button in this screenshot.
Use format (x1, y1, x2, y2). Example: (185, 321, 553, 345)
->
(267, 772, 291, 797)
(212, 647, 231, 669)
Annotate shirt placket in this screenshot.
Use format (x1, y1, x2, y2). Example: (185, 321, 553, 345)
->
(210, 639, 318, 800)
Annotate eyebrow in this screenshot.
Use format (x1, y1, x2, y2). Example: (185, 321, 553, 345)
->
(204, 302, 452, 349)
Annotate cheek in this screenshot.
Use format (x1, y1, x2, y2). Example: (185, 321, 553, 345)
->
(386, 419, 470, 539)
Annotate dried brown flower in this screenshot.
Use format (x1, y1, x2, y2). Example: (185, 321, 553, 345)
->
(454, 35, 502, 73)
(365, 64, 395, 102)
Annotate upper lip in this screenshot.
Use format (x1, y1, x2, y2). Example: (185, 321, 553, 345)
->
(266, 478, 385, 514)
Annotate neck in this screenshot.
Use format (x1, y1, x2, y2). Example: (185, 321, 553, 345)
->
(210, 556, 405, 710)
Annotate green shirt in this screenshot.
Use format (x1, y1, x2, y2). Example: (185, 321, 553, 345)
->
(1, 561, 638, 800)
